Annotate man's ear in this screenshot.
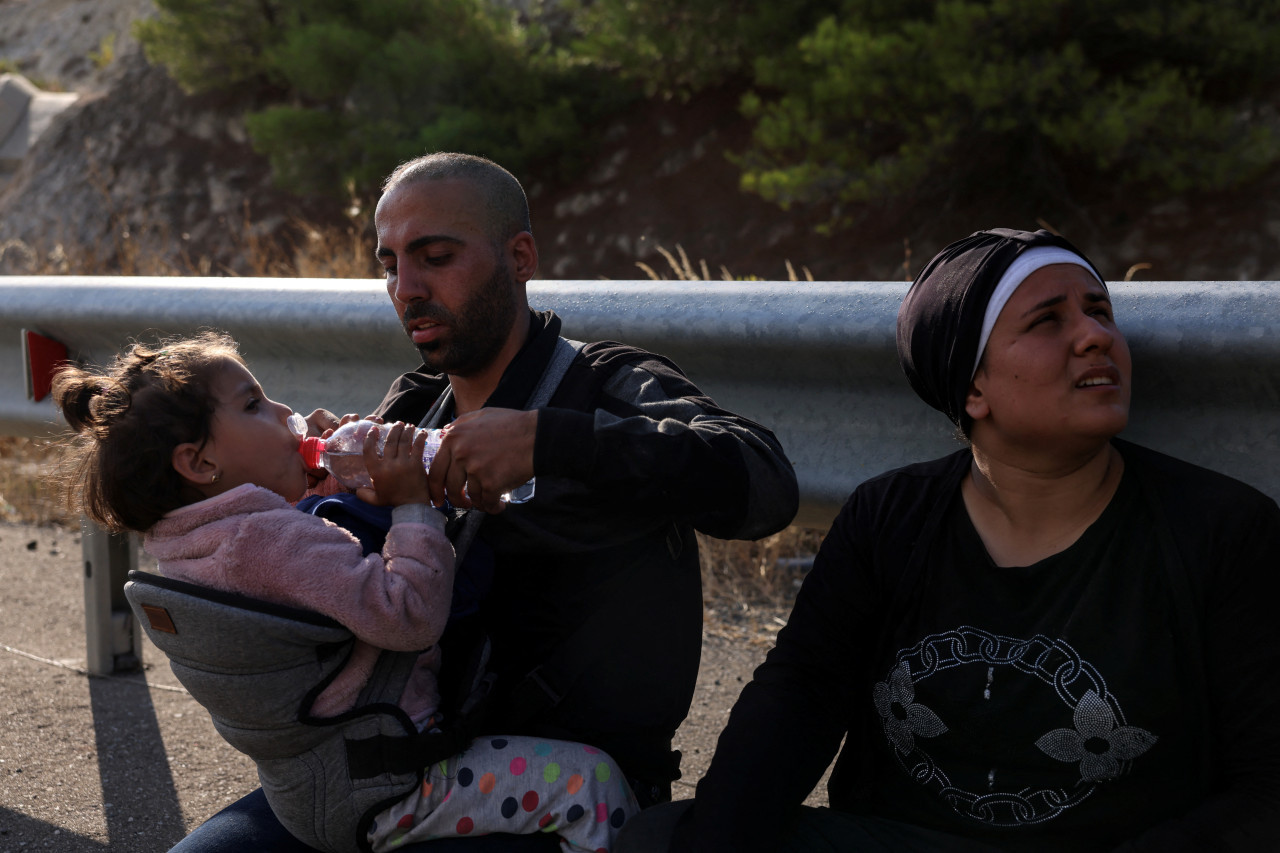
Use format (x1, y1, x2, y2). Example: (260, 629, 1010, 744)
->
(172, 441, 215, 488)
(508, 231, 538, 284)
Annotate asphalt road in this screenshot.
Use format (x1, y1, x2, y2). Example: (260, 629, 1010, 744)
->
(0, 521, 824, 851)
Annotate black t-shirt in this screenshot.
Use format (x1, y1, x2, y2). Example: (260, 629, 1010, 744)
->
(859, 466, 1202, 847)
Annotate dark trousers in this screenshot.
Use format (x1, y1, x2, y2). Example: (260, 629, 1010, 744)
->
(168, 788, 560, 853)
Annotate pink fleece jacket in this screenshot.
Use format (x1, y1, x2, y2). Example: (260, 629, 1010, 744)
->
(143, 484, 455, 723)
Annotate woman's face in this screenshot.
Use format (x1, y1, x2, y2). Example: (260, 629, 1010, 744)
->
(966, 264, 1131, 451)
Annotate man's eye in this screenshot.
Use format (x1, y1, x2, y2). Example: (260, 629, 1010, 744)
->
(426, 253, 451, 266)
(246, 397, 260, 411)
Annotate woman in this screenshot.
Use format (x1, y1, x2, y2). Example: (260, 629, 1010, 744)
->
(626, 229, 1280, 851)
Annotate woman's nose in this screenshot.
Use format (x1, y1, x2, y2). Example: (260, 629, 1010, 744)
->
(1075, 312, 1115, 354)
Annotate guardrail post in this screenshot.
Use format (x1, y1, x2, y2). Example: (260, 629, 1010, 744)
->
(81, 516, 141, 674)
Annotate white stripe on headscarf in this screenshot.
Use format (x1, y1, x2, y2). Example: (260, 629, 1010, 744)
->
(970, 246, 1105, 378)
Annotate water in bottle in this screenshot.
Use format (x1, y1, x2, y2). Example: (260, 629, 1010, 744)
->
(290, 415, 534, 504)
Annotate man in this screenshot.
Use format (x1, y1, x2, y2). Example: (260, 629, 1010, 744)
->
(167, 152, 798, 853)
(370, 152, 799, 800)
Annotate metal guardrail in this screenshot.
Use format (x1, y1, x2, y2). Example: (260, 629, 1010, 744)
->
(4, 277, 1280, 672)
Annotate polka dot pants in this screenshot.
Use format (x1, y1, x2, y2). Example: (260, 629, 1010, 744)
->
(367, 736, 640, 853)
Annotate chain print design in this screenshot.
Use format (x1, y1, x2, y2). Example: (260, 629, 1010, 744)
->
(873, 626, 1157, 827)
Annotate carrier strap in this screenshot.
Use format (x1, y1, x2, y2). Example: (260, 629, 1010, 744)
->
(421, 337, 583, 567)
(350, 337, 584, 774)
(346, 727, 474, 780)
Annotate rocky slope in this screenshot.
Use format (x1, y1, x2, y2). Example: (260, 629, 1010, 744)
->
(0, 0, 344, 276)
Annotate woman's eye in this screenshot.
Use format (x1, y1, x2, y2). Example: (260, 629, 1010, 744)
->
(245, 397, 260, 411)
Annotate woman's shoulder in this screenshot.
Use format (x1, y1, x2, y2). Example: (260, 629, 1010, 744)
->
(1116, 440, 1280, 568)
(833, 448, 970, 531)
(855, 448, 970, 499)
(1116, 438, 1277, 513)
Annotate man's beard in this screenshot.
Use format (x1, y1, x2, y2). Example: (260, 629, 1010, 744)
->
(403, 260, 520, 377)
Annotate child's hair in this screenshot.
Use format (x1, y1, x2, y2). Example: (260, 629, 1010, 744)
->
(53, 331, 246, 533)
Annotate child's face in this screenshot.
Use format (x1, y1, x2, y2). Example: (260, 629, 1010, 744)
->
(202, 359, 309, 502)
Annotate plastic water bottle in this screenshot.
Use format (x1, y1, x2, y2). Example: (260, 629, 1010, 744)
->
(290, 415, 534, 504)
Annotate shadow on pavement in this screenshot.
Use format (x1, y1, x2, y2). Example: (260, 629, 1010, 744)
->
(0, 809, 108, 851)
(87, 671, 185, 850)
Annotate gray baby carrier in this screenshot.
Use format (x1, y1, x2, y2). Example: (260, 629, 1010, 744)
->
(122, 338, 583, 853)
(124, 571, 489, 853)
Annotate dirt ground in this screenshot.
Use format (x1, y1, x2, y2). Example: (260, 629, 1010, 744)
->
(0, 521, 827, 851)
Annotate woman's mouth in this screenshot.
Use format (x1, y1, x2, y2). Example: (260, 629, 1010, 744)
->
(1075, 367, 1120, 388)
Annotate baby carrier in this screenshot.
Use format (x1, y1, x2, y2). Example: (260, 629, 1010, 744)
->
(123, 339, 583, 853)
(125, 569, 491, 853)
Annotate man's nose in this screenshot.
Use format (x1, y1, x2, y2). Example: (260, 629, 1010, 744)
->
(391, 264, 429, 303)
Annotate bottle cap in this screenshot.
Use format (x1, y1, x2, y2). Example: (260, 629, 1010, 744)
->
(299, 436, 325, 469)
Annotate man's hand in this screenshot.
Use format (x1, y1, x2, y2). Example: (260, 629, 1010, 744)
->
(355, 422, 431, 507)
(303, 408, 341, 438)
(428, 408, 538, 513)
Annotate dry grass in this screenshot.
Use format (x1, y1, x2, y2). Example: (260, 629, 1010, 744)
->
(698, 527, 823, 608)
(0, 436, 75, 528)
(0, 180, 380, 279)
(697, 526, 824, 641)
(636, 243, 814, 282)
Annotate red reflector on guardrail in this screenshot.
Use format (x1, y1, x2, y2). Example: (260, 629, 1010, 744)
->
(23, 328, 68, 402)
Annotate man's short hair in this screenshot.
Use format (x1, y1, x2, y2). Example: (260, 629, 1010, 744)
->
(382, 153, 531, 246)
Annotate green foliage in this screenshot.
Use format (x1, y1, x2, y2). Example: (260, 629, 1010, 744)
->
(134, 0, 1280, 220)
(136, 0, 627, 199)
(133, 0, 282, 90)
(566, 0, 840, 99)
(89, 33, 116, 70)
(735, 0, 1280, 224)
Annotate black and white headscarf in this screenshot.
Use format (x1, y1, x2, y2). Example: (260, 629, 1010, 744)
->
(896, 228, 1106, 428)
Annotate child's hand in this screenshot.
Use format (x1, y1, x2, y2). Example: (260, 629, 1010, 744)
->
(356, 422, 430, 507)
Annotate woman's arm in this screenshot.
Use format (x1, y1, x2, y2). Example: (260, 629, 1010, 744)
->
(679, 490, 885, 852)
(1114, 489, 1280, 850)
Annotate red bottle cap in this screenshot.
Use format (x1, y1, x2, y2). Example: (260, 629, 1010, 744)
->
(299, 436, 326, 469)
